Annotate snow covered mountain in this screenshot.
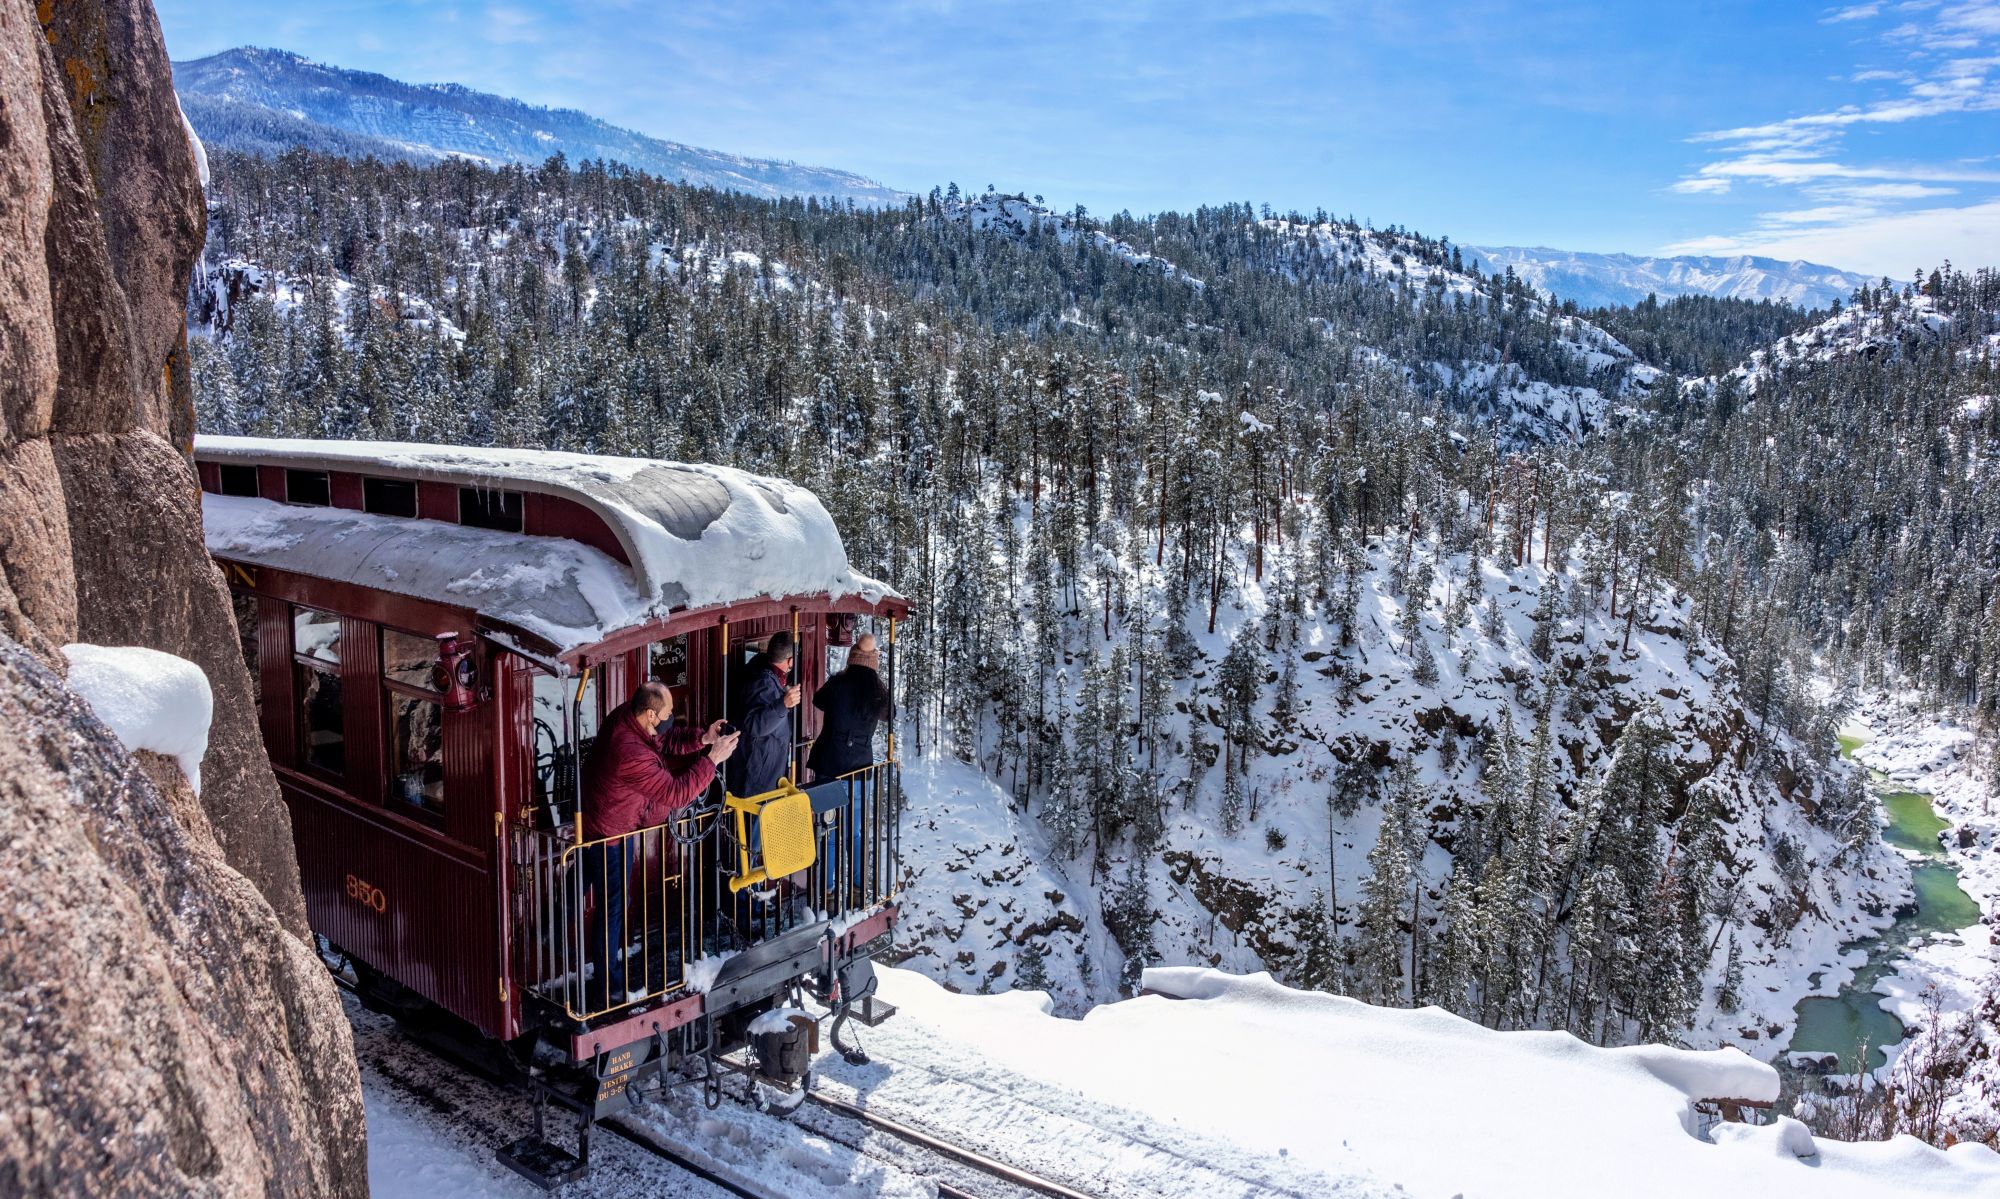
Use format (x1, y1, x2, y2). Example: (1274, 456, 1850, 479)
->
(172, 47, 908, 206)
(1467, 246, 1868, 311)
(937, 190, 1664, 444)
(890, 517, 1902, 1063)
(1680, 277, 1998, 398)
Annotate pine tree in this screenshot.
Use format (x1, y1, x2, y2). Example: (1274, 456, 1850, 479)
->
(1411, 635, 1440, 686)
(1427, 860, 1480, 1016)
(1219, 753, 1246, 836)
(1715, 932, 1744, 1015)
(1356, 779, 1417, 1006)
(1292, 896, 1345, 994)
(1042, 737, 1087, 860)
(1105, 857, 1155, 995)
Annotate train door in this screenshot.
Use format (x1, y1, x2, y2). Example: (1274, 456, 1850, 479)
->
(718, 617, 822, 787)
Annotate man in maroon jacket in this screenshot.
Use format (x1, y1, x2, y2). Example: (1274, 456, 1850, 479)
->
(582, 681, 737, 1007)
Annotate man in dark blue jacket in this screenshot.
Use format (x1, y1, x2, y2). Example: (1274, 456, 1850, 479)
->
(727, 631, 801, 796)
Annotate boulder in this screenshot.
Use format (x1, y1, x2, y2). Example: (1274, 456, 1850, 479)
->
(0, 640, 366, 1197)
(0, 0, 308, 930)
(1786, 1050, 1840, 1075)
(0, 0, 367, 1192)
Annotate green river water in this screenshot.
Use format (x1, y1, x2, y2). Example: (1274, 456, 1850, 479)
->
(1785, 735, 1980, 1072)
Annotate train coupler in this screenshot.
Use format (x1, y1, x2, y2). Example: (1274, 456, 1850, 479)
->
(751, 1009, 818, 1083)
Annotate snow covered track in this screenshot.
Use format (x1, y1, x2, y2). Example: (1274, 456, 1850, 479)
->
(352, 999, 727, 1198)
(598, 1117, 806, 1199)
(803, 1031, 1384, 1198)
(797, 1092, 1100, 1199)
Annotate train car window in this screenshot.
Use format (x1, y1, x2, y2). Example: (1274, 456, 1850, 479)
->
(293, 607, 341, 665)
(292, 606, 345, 777)
(380, 629, 446, 819)
(381, 629, 439, 690)
(532, 670, 599, 742)
(218, 464, 259, 497)
(285, 469, 331, 507)
(735, 634, 770, 672)
(363, 477, 419, 518)
(296, 662, 345, 776)
(459, 487, 523, 533)
(387, 694, 445, 815)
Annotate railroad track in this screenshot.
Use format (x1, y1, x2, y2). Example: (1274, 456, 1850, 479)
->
(799, 1090, 1100, 1199)
(600, 1084, 1102, 1199)
(343, 980, 1104, 1199)
(598, 1118, 776, 1199)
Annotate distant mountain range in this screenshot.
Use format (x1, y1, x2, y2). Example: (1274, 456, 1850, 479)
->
(172, 47, 908, 207)
(172, 49, 1867, 311)
(1464, 246, 1868, 311)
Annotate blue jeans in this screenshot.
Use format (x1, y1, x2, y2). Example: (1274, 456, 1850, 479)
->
(583, 840, 630, 1011)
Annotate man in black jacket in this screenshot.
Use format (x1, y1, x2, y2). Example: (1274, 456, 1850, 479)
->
(727, 631, 800, 797)
(809, 633, 891, 898)
(808, 633, 890, 780)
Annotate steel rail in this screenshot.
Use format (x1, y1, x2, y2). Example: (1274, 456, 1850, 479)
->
(802, 1091, 1101, 1199)
(600, 1117, 778, 1199)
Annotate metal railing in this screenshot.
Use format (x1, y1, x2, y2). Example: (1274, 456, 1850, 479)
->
(512, 759, 899, 1024)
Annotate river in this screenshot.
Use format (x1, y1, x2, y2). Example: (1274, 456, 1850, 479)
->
(1784, 735, 1981, 1072)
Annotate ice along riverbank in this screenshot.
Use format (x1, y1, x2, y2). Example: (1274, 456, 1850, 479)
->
(1784, 735, 1980, 1071)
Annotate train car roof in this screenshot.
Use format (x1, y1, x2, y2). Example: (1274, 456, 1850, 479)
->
(196, 436, 900, 653)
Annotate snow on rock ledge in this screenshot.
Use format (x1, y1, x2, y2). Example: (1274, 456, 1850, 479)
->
(60, 645, 213, 794)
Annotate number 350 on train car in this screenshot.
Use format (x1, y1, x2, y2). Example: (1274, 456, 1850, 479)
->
(345, 874, 388, 913)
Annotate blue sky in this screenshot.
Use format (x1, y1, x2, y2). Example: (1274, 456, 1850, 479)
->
(156, 1, 2000, 275)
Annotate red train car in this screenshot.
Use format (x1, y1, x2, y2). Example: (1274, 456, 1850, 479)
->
(196, 435, 907, 1185)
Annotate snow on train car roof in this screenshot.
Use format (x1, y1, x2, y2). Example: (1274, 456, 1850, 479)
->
(197, 436, 898, 651)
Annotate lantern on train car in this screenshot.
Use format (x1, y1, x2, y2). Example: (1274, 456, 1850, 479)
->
(433, 632, 481, 712)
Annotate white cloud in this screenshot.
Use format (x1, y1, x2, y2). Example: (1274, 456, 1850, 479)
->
(1662, 197, 2000, 274)
(1764, 203, 1885, 224)
(1817, 180, 1960, 197)
(1688, 155, 2000, 186)
(1670, 176, 1733, 194)
(482, 5, 544, 45)
(1942, 1, 2000, 35)
(1670, 1, 2000, 271)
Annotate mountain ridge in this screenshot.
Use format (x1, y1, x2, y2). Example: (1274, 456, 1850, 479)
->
(172, 46, 909, 206)
(1467, 245, 1868, 310)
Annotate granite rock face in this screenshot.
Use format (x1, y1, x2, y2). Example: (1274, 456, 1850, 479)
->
(0, 640, 367, 1197)
(0, 0, 368, 1192)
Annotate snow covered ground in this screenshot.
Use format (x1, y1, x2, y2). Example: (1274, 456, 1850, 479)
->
(354, 965, 2000, 1198)
(889, 752, 1118, 1011)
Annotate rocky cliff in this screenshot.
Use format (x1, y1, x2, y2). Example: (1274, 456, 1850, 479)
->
(0, 0, 366, 1193)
